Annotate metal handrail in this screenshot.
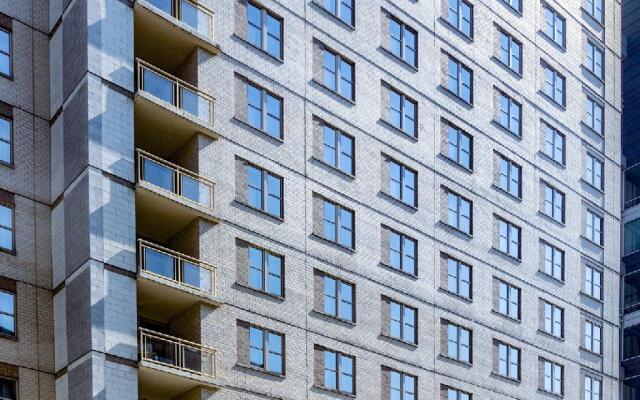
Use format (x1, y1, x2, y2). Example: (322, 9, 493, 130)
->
(139, 327, 217, 377)
(138, 239, 216, 295)
(136, 59, 215, 123)
(137, 149, 215, 209)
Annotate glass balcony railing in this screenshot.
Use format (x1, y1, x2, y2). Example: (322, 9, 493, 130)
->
(138, 239, 215, 294)
(626, 162, 640, 210)
(137, 59, 214, 124)
(137, 150, 214, 209)
(139, 328, 216, 377)
(145, 0, 213, 39)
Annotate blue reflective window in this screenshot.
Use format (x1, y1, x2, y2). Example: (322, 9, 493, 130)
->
(389, 230, 416, 275)
(0, 290, 15, 336)
(320, 125, 355, 175)
(249, 326, 284, 373)
(586, 0, 603, 23)
(544, 125, 565, 164)
(389, 300, 416, 344)
(246, 83, 282, 138)
(498, 156, 521, 198)
(247, 3, 282, 58)
(322, 199, 353, 248)
(543, 6, 565, 47)
(323, 275, 354, 321)
(448, 57, 473, 103)
(388, 88, 416, 137)
(323, 49, 354, 100)
(0, 204, 13, 253)
(390, 370, 416, 400)
(447, 257, 471, 299)
(447, 125, 472, 169)
(543, 65, 565, 106)
(389, 160, 416, 206)
(389, 18, 417, 67)
(246, 164, 283, 218)
(324, 0, 354, 26)
(498, 218, 520, 259)
(447, 323, 471, 362)
(499, 30, 521, 74)
(448, 0, 472, 37)
(248, 245, 283, 296)
(0, 117, 11, 165)
(447, 191, 472, 234)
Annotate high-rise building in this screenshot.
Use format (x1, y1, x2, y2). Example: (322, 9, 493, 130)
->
(0, 0, 623, 399)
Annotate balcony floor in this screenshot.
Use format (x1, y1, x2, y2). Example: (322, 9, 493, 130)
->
(139, 360, 220, 399)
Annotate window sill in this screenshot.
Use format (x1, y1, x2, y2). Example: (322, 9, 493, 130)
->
(580, 178, 604, 194)
(537, 388, 564, 398)
(0, 247, 15, 256)
(538, 91, 566, 111)
(579, 291, 603, 304)
(311, 309, 356, 326)
(438, 153, 473, 173)
(439, 221, 473, 239)
(312, 233, 355, 253)
(0, 159, 14, 169)
(490, 371, 521, 384)
(379, 119, 418, 142)
(0, 333, 17, 342)
(491, 247, 521, 263)
(311, 156, 356, 180)
(380, 191, 418, 211)
(580, 122, 605, 139)
(539, 31, 566, 53)
(537, 269, 565, 285)
(439, 287, 473, 303)
(381, 333, 418, 348)
(580, 235, 604, 249)
(439, 18, 474, 43)
(313, 385, 356, 398)
(537, 329, 564, 342)
(537, 211, 565, 228)
(579, 346, 603, 358)
(0, 72, 13, 81)
(439, 354, 472, 367)
(235, 34, 284, 64)
(312, 79, 356, 105)
(491, 309, 521, 323)
(491, 56, 523, 79)
(499, 0, 523, 16)
(380, 47, 419, 71)
(582, 65, 605, 85)
(491, 184, 522, 203)
(237, 363, 286, 379)
(234, 199, 284, 222)
(537, 151, 566, 169)
(581, 8, 605, 29)
(491, 119, 522, 140)
(440, 86, 473, 108)
(313, 4, 355, 31)
(235, 282, 285, 301)
(380, 262, 418, 279)
(233, 117, 284, 143)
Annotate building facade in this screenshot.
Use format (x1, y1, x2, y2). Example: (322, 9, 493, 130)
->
(0, 0, 623, 399)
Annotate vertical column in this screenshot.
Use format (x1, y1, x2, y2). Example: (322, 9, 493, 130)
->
(48, 0, 137, 399)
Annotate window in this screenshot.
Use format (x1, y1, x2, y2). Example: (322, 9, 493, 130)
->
(498, 30, 522, 74)
(542, 359, 563, 396)
(389, 300, 417, 344)
(389, 160, 417, 206)
(0, 204, 13, 253)
(323, 0, 354, 26)
(0, 29, 10, 77)
(446, 387, 471, 400)
(498, 156, 521, 198)
(543, 183, 565, 223)
(543, 5, 565, 47)
(543, 301, 564, 338)
(0, 117, 10, 165)
(586, 41, 604, 79)
(248, 245, 283, 297)
(389, 17, 417, 67)
(498, 92, 521, 136)
(247, 2, 283, 59)
(586, 209, 603, 245)
(585, 375, 602, 400)
(247, 83, 282, 138)
(585, 265, 603, 300)
(584, 320, 602, 354)
(497, 280, 520, 320)
(323, 275, 354, 322)
(446, 124, 472, 169)
(498, 218, 521, 259)
(247, 164, 283, 218)
(543, 64, 565, 106)
(543, 242, 564, 281)
(0, 377, 16, 400)
(0, 290, 15, 337)
(323, 49, 354, 100)
(447, 57, 473, 103)
(447, 0, 473, 38)
(447, 191, 472, 234)
(322, 199, 354, 248)
(496, 342, 520, 380)
(389, 88, 417, 137)
(390, 369, 416, 400)
(586, 0, 603, 23)
(389, 230, 417, 275)
(544, 124, 565, 164)
(503, 0, 521, 12)
(446, 322, 471, 363)
(585, 97, 604, 135)
(323, 349, 355, 394)
(322, 124, 354, 175)
(586, 153, 604, 190)
(447, 257, 471, 299)
(249, 326, 284, 374)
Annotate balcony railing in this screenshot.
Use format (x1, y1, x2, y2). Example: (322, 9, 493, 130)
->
(138, 239, 215, 294)
(145, 0, 214, 39)
(137, 59, 214, 124)
(139, 328, 216, 377)
(137, 150, 214, 209)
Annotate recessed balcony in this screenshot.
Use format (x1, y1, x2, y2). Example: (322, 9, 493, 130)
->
(135, 150, 217, 242)
(135, 60, 217, 158)
(137, 239, 218, 321)
(135, 0, 218, 70)
(138, 328, 219, 399)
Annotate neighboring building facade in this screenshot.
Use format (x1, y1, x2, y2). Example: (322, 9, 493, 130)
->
(0, 0, 623, 399)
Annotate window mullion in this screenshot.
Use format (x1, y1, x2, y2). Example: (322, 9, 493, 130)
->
(262, 250, 268, 291)
(335, 132, 341, 170)
(263, 331, 269, 370)
(261, 9, 267, 50)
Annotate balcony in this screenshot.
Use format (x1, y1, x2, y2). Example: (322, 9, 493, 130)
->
(136, 150, 217, 242)
(138, 328, 219, 398)
(135, 0, 218, 71)
(137, 239, 218, 321)
(135, 60, 217, 158)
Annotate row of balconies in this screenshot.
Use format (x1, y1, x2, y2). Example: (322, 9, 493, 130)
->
(133, 0, 221, 398)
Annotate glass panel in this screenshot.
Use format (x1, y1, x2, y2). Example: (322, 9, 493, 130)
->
(0, 117, 10, 142)
(144, 335, 177, 366)
(340, 282, 353, 320)
(339, 208, 353, 247)
(0, 227, 11, 251)
(182, 345, 204, 373)
(144, 247, 176, 280)
(390, 19, 401, 57)
(182, 261, 211, 292)
(339, 134, 353, 174)
(249, 327, 264, 367)
(268, 333, 283, 373)
(181, 174, 211, 207)
(142, 158, 175, 192)
(323, 202, 336, 241)
(181, 86, 210, 122)
(181, 0, 210, 37)
(0, 313, 14, 336)
(324, 351, 337, 389)
(266, 14, 282, 58)
(266, 174, 282, 217)
(247, 84, 262, 129)
(0, 291, 12, 315)
(248, 247, 264, 290)
(324, 51, 337, 90)
(147, 0, 173, 14)
(324, 276, 337, 316)
(143, 68, 175, 105)
(267, 253, 282, 296)
(247, 3, 262, 48)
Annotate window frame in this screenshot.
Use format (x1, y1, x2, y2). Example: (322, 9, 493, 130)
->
(322, 0, 355, 27)
(322, 198, 355, 249)
(246, 163, 284, 218)
(543, 182, 565, 224)
(584, 319, 602, 354)
(586, 40, 604, 80)
(496, 341, 520, 381)
(446, 387, 471, 400)
(0, 28, 11, 79)
(323, 349, 356, 395)
(445, 122, 473, 170)
(446, 190, 473, 235)
(584, 264, 603, 300)
(585, 0, 604, 24)
(497, 29, 522, 75)
(542, 63, 566, 107)
(388, 87, 418, 137)
(497, 91, 522, 136)
(502, 0, 522, 13)
(322, 273, 355, 322)
(447, 56, 473, 104)
(246, 1, 284, 59)
(586, 152, 604, 190)
(543, 301, 564, 339)
(544, 123, 566, 165)
(0, 202, 14, 254)
(248, 325, 285, 375)
(0, 115, 12, 166)
(542, 241, 565, 282)
(389, 299, 417, 344)
(497, 217, 521, 260)
(586, 209, 604, 246)
(246, 82, 283, 139)
(388, 229, 417, 276)
(447, 0, 473, 38)
(446, 322, 472, 363)
(585, 96, 604, 135)
(322, 122, 355, 176)
(247, 244, 284, 298)
(542, 5, 566, 48)
(389, 16, 418, 67)
(389, 159, 417, 207)
(498, 155, 522, 199)
(389, 368, 417, 400)
(542, 359, 564, 396)
(497, 279, 521, 320)
(584, 375, 602, 400)
(0, 376, 17, 400)
(446, 256, 472, 300)
(322, 47, 355, 101)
